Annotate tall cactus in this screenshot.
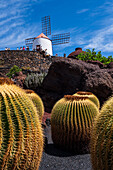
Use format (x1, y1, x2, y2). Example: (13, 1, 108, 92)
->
(51, 95, 99, 153)
(25, 89, 44, 121)
(0, 80, 43, 170)
(90, 96, 113, 170)
(73, 91, 100, 109)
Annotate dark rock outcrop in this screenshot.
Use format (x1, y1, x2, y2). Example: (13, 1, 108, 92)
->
(39, 57, 113, 113)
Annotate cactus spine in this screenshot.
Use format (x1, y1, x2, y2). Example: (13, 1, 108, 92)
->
(73, 91, 100, 109)
(25, 89, 44, 121)
(0, 83, 43, 170)
(51, 95, 99, 153)
(90, 96, 113, 170)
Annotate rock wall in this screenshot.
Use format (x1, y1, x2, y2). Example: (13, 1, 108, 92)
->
(0, 50, 53, 75)
(39, 57, 113, 113)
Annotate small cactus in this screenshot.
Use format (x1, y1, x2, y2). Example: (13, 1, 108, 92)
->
(51, 95, 99, 153)
(23, 73, 47, 90)
(25, 89, 44, 121)
(0, 78, 43, 170)
(90, 96, 113, 170)
(73, 91, 100, 109)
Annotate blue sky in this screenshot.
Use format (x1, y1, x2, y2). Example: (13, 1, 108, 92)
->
(1, 0, 113, 57)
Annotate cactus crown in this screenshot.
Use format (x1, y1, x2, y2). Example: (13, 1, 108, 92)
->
(76, 91, 93, 95)
(0, 77, 14, 85)
(73, 91, 100, 109)
(24, 89, 35, 94)
(64, 95, 88, 101)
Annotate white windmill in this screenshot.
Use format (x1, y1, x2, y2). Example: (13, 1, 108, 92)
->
(25, 16, 70, 56)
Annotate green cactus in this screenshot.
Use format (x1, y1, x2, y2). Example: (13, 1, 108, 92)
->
(73, 91, 100, 109)
(90, 96, 113, 170)
(24, 73, 47, 90)
(51, 95, 99, 153)
(0, 82, 43, 170)
(25, 89, 44, 121)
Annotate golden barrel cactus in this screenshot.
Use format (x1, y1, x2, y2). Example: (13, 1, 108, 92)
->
(0, 80, 43, 170)
(25, 89, 44, 121)
(73, 91, 100, 109)
(90, 96, 113, 170)
(51, 95, 99, 153)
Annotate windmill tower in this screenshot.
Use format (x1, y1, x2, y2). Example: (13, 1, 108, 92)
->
(25, 16, 70, 56)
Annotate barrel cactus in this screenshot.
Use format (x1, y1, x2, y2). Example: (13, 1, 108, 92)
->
(0, 79, 43, 170)
(25, 89, 44, 121)
(51, 95, 99, 153)
(73, 91, 100, 109)
(90, 96, 113, 170)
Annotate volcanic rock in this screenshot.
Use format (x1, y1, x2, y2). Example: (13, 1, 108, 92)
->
(39, 57, 113, 112)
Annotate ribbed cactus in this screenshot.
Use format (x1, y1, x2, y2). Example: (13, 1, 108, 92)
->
(51, 95, 99, 153)
(0, 81, 43, 169)
(73, 91, 100, 109)
(90, 96, 113, 170)
(25, 89, 44, 121)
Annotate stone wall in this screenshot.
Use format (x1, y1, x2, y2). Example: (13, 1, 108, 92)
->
(0, 50, 53, 75)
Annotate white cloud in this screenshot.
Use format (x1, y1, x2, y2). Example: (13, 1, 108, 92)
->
(76, 9, 89, 14)
(0, 0, 43, 49)
(83, 24, 113, 52)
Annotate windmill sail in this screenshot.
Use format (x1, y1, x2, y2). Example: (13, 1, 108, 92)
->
(52, 32, 70, 45)
(25, 37, 35, 49)
(42, 16, 51, 36)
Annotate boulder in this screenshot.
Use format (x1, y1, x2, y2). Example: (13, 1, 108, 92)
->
(39, 57, 113, 113)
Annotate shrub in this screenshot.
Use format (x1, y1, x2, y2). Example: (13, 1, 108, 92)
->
(77, 48, 113, 65)
(6, 65, 22, 78)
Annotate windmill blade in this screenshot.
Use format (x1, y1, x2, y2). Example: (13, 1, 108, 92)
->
(25, 37, 35, 49)
(42, 16, 51, 36)
(52, 32, 70, 45)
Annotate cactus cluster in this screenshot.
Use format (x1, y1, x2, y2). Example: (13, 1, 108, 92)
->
(0, 80, 43, 170)
(73, 91, 100, 109)
(51, 95, 99, 153)
(90, 96, 113, 170)
(24, 72, 47, 90)
(25, 89, 44, 121)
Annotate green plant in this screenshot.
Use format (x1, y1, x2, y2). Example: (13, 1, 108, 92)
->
(51, 95, 99, 153)
(24, 72, 47, 90)
(73, 91, 100, 109)
(77, 48, 113, 65)
(90, 96, 113, 170)
(25, 89, 44, 121)
(0, 80, 43, 169)
(6, 65, 22, 78)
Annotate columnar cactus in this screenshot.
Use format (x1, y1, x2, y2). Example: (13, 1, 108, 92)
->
(73, 91, 100, 109)
(25, 89, 44, 121)
(51, 95, 99, 153)
(90, 96, 113, 170)
(0, 81, 43, 169)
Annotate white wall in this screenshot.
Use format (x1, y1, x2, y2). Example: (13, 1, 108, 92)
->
(32, 38, 53, 56)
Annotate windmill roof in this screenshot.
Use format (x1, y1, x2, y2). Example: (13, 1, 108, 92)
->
(35, 33, 50, 40)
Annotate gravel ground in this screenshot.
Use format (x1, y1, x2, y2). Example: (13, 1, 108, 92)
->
(39, 125, 92, 170)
